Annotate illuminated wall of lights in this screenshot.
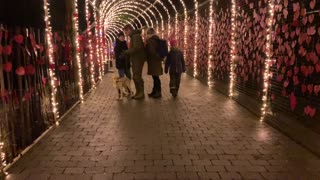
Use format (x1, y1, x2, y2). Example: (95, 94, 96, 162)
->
(229, 0, 236, 97)
(43, 0, 59, 121)
(86, 0, 96, 87)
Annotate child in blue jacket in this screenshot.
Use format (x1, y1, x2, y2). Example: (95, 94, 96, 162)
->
(165, 40, 186, 97)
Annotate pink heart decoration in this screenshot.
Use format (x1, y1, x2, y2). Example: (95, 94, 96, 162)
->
(316, 63, 320, 73)
(284, 80, 289, 88)
(293, 76, 299, 86)
(310, 108, 316, 118)
(4, 45, 12, 55)
(25, 64, 35, 75)
(293, 2, 300, 12)
(3, 62, 12, 73)
(310, 0, 316, 10)
(314, 85, 320, 95)
(290, 93, 297, 111)
(14, 34, 24, 44)
(316, 43, 320, 55)
(294, 67, 299, 75)
(287, 70, 293, 77)
(307, 84, 313, 94)
(308, 66, 314, 75)
(301, 84, 307, 93)
(308, 14, 315, 24)
(304, 106, 311, 115)
(15, 66, 25, 76)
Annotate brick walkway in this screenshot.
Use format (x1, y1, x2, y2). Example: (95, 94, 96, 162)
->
(6, 68, 320, 180)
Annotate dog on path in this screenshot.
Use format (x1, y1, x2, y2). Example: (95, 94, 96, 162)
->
(112, 76, 133, 100)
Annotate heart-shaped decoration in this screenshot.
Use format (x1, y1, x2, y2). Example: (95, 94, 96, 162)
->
(284, 80, 289, 88)
(15, 66, 25, 76)
(14, 34, 24, 44)
(3, 62, 12, 73)
(4, 45, 12, 55)
(282, 89, 287, 97)
(25, 64, 35, 75)
(293, 76, 299, 86)
(308, 14, 315, 24)
(307, 84, 313, 94)
(310, 108, 316, 118)
(42, 76, 47, 85)
(316, 43, 320, 55)
(310, 0, 316, 10)
(316, 63, 320, 73)
(301, 84, 307, 93)
(287, 70, 293, 77)
(294, 67, 299, 75)
(290, 93, 297, 111)
(308, 66, 314, 75)
(314, 85, 320, 95)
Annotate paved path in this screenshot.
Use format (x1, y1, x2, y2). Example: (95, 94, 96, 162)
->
(6, 68, 320, 180)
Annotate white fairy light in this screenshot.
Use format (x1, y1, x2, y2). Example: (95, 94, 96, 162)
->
(86, 0, 96, 88)
(193, 0, 199, 77)
(43, 0, 59, 121)
(261, 0, 275, 120)
(208, 0, 214, 87)
(178, 0, 188, 60)
(73, 0, 84, 102)
(229, 0, 236, 97)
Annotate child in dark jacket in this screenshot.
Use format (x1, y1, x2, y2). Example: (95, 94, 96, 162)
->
(114, 32, 131, 79)
(165, 40, 186, 97)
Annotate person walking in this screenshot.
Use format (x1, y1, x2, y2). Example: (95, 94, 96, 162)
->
(114, 32, 131, 79)
(165, 39, 186, 97)
(123, 25, 147, 100)
(145, 28, 163, 98)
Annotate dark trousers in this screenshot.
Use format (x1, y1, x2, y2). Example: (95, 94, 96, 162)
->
(169, 73, 181, 94)
(124, 68, 131, 80)
(152, 76, 161, 92)
(132, 60, 145, 95)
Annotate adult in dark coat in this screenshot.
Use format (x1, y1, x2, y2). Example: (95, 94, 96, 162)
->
(123, 25, 147, 100)
(146, 28, 163, 98)
(114, 32, 131, 79)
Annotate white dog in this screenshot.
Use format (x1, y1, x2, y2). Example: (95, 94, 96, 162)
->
(112, 76, 133, 100)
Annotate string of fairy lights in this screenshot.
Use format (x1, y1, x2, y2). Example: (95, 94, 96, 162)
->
(193, 0, 199, 77)
(73, 0, 84, 102)
(229, 0, 236, 97)
(261, 0, 275, 120)
(207, 0, 214, 87)
(86, 0, 96, 88)
(43, 0, 59, 122)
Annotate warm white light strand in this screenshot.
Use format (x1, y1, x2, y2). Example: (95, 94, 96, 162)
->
(193, 0, 199, 77)
(229, 0, 236, 97)
(43, 0, 59, 121)
(208, 0, 214, 87)
(86, 0, 96, 88)
(261, 0, 275, 120)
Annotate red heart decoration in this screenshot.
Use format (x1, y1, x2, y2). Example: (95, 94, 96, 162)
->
(290, 93, 297, 111)
(301, 84, 307, 93)
(3, 62, 12, 73)
(25, 64, 35, 75)
(294, 67, 299, 75)
(293, 76, 299, 86)
(314, 85, 320, 95)
(282, 89, 287, 97)
(310, 108, 316, 118)
(4, 45, 12, 55)
(15, 66, 25, 76)
(316, 63, 320, 73)
(304, 106, 311, 115)
(287, 70, 293, 77)
(308, 66, 314, 75)
(14, 34, 24, 44)
(283, 80, 289, 88)
(307, 84, 313, 94)
(23, 91, 31, 102)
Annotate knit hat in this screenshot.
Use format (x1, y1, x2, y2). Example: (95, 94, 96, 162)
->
(170, 39, 177, 46)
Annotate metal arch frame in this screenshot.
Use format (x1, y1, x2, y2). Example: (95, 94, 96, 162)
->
(101, 0, 159, 29)
(106, 6, 152, 27)
(103, 1, 158, 28)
